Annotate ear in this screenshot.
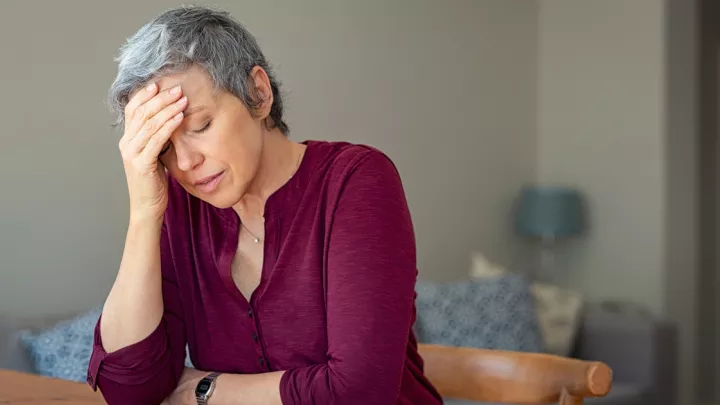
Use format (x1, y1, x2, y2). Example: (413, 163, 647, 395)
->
(248, 66, 273, 120)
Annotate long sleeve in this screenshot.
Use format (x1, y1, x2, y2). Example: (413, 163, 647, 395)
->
(279, 150, 419, 405)
(86, 224, 187, 405)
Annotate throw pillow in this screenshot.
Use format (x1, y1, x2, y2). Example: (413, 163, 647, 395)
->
(414, 274, 544, 352)
(530, 283, 583, 356)
(19, 308, 101, 382)
(469, 252, 584, 356)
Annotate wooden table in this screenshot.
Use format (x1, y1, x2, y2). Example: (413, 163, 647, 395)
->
(0, 370, 105, 404)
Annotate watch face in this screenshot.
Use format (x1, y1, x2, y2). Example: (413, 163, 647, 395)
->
(196, 380, 212, 395)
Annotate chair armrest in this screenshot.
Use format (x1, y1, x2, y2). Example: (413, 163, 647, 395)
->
(419, 344, 612, 403)
(572, 303, 678, 405)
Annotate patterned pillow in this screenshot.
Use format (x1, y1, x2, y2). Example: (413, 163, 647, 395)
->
(19, 308, 101, 382)
(468, 252, 584, 356)
(414, 275, 544, 352)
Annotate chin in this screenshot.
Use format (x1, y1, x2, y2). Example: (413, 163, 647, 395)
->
(202, 189, 244, 210)
(201, 195, 238, 209)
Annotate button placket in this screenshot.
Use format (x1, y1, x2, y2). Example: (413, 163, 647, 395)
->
(248, 306, 267, 370)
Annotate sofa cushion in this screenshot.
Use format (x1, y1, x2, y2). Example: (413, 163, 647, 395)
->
(414, 274, 544, 352)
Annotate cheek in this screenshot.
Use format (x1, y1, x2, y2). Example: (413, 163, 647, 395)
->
(218, 122, 262, 160)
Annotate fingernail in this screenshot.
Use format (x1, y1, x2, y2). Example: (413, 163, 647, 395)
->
(170, 85, 181, 95)
(174, 112, 184, 121)
(146, 82, 156, 92)
(177, 96, 187, 105)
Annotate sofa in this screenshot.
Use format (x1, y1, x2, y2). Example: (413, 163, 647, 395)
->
(0, 301, 677, 405)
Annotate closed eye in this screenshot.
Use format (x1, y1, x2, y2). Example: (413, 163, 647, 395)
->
(195, 120, 212, 134)
(158, 120, 209, 156)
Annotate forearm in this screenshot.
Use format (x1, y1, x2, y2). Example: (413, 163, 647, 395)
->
(100, 218, 165, 352)
(90, 219, 187, 405)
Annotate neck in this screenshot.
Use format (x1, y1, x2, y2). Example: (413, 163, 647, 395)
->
(232, 129, 303, 219)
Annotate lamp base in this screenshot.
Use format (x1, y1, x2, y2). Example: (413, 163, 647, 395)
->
(533, 237, 556, 283)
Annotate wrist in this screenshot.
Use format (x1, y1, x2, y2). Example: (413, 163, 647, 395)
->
(128, 213, 164, 231)
(195, 372, 222, 405)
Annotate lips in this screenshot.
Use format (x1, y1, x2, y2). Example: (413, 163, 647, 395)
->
(193, 171, 225, 193)
(194, 172, 223, 186)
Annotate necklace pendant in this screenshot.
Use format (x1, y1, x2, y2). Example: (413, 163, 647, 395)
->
(253, 237, 260, 244)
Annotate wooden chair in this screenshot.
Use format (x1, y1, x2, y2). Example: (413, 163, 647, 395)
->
(418, 344, 612, 405)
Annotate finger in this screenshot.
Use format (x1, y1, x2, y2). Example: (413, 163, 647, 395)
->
(119, 82, 159, 148)
(138, 111, 184, 162)
(132, 85, 183, 128)
(124, 85, 184, 143)
(128, 96, 188, 154)
(124, 82, 158, 124)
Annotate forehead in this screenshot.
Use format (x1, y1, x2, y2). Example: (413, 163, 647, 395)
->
(155, 65, 215, 103)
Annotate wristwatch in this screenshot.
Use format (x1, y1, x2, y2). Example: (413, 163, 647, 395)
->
(195, 372, 221, 405)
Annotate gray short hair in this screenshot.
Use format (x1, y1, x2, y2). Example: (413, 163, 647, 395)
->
(108, 5, 288, 134)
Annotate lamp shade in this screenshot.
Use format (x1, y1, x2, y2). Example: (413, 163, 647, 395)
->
(515, 186, 586, 239)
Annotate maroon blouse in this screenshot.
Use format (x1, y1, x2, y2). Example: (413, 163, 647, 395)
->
(87, 141, 443, 405)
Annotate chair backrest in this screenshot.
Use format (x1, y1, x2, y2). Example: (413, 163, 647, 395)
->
(418, 344, 612, 405)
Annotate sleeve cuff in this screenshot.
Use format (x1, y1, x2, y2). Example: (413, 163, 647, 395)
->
(87, 315, 171, 390)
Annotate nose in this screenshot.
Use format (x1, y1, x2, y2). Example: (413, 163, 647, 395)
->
(173, 138, 203, 172)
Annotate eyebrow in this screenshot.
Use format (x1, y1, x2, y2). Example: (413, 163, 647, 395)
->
(184, 105, 207, 117)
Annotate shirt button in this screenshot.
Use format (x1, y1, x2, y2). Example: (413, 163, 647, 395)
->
(258, 357, 265, 367)
(252, 332, 258, 342)
(87, 375, 93, 385)
(248, 308, 253, 318)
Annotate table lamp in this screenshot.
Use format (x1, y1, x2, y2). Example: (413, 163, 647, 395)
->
(514, 185, 586, 280)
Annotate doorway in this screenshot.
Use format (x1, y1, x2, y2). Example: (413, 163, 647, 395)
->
(698, 0, 720, 402)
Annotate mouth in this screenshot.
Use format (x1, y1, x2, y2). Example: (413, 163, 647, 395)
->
(193, 171, 225, 193)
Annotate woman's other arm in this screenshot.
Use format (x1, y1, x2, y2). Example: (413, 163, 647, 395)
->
(279, 149, 417, 405)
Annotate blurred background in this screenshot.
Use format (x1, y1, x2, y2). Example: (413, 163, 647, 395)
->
(0, 0, 714, 404)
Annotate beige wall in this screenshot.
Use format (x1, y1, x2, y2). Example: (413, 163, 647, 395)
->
(537, 0, 667, 311)
(0, 0, 539, 318)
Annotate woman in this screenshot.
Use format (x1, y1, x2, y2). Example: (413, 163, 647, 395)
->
(87, 5, 443, 405)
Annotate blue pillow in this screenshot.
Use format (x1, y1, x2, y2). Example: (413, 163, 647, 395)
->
(19, 308, 101, 382)
(414, 274, 544, 352)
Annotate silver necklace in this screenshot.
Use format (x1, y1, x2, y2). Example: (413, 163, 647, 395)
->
(239, 149, 304, 245)
(240, 222, 261, 244)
